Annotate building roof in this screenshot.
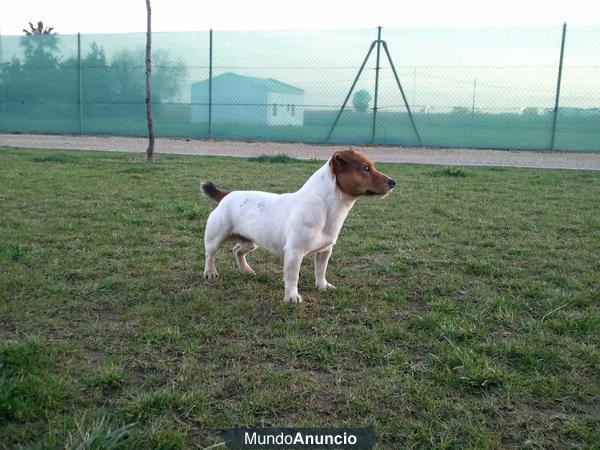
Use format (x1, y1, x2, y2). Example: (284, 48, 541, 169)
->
(193, 72, 304, 95)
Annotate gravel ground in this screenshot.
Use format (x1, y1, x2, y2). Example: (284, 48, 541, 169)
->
(1, 133, 599, 171)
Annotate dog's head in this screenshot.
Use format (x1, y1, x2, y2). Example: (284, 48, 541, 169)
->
(329, 149, 395, 197)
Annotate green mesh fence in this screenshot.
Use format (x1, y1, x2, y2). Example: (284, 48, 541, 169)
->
(0, 26, 598, 151)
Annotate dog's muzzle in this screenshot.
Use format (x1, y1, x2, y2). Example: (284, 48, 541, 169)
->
(377, 178, 396, 198)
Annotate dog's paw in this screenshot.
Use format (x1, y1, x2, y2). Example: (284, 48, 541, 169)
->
(240, 267, 256, 276)
(203, 270, 219, 280)
(283, 292, 303, 303)
(317, 281, 336, 292)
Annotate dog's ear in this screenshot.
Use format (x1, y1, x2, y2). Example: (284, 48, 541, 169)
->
(329, 151, 349, 174)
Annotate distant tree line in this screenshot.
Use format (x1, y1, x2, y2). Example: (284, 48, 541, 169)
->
(0, 33, 187, 119)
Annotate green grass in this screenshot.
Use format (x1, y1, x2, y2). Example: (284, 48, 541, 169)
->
(247, 154, 298, 164)
(1, 147, 599, 449)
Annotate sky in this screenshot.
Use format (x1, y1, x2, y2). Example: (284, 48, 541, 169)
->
(1, 0, 598, 35)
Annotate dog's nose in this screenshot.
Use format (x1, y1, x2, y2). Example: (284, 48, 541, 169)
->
(388, 179, 396, 189)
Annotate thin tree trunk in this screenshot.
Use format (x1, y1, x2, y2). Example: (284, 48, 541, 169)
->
(145, 0, 155, 161)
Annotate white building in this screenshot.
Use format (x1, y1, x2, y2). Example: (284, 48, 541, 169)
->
(191, 72, 304, 126)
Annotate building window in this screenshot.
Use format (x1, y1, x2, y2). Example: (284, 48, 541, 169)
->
(272, 104, 278, 116)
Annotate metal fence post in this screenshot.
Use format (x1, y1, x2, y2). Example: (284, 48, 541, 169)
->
(470, 78, 477, 141)
(77, 32, 83, 135)
(208, 29, 213, 140)
(371, 26, 382, 144)
(0, 31, 5, 117)
(550, 22, 567, 151)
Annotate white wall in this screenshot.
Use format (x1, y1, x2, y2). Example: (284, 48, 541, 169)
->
(266, 93, 304, 126)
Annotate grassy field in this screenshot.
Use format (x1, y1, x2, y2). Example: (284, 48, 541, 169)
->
(0, 147, 599, 449)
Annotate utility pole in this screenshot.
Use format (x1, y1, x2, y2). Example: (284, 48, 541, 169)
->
(412, 68, 417, 107)
(471, 78, 477, 115)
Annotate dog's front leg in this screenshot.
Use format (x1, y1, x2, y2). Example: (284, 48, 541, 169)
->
(314, 247, 336, 291)
(283, 250, 304, 303)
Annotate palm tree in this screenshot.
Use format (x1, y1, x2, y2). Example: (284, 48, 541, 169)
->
(20, 21, 59, 64)
(22, 21, 55, 35)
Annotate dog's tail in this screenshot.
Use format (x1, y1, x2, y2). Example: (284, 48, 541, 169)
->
(201, 181, 228, 203)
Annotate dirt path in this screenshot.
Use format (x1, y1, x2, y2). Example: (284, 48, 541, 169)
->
(1, 133, 599, 171)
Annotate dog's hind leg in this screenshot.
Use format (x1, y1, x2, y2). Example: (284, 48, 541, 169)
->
(232, 241, 258, 276)
(203, 215, 229, 280)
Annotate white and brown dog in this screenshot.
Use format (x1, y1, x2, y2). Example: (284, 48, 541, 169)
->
(201, 149, 395, 303)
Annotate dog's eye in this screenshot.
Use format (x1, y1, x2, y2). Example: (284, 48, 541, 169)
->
(363, 165, 371, 172)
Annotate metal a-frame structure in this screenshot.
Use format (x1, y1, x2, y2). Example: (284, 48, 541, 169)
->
(326, 27, 422, 145)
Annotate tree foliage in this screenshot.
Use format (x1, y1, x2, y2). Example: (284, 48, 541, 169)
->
(352, 89, 372, 113)
(0, 34, 187, 120)
(22, 21, 55, 36)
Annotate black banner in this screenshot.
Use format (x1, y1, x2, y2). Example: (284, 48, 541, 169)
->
(223, 428, 375, 449)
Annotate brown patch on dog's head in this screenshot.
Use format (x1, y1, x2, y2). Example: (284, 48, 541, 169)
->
(329, 149, 395, 197)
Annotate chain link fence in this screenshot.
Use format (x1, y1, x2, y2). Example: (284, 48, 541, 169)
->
(0, 26, 598, 151)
